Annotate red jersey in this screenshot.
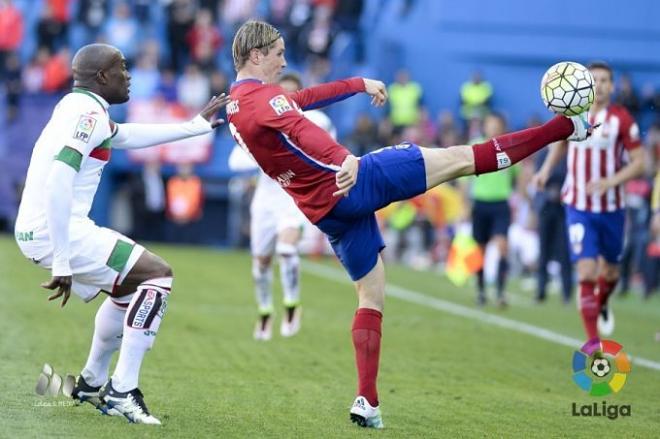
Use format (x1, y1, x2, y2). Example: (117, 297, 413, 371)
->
(562, 104, 641, 213)
(227, 77, 365, 223)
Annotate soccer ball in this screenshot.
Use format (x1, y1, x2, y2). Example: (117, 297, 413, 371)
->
(540, 61, 594, 116)
(591, 358, 611, 378)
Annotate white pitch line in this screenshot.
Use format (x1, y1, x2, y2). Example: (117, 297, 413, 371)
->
(302, 260, 660, 372)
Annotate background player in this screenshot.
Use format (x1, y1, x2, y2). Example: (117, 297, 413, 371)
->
(227, 20, 594, 429)
(533, 62, 645, 340)
(14, 43, 228, 424)
(466, 113, 518, 307)
(229, 73, 336, 340)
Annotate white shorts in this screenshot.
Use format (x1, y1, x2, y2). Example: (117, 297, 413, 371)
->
(15, 219, 145, 302)
(250, 198, 307, 257)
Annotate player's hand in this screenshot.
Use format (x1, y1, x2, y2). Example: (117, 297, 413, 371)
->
(586, 178, 612, 196)
(333, 155, 360, 197)
(363, 78, 388, 107)
(531, 170, 549, 191)
(200, 94, 232, 128)
(41, 276, 72, 308)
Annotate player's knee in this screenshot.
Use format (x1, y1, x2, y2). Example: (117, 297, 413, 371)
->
(276, 241, 297, 257)
(154, 259, 173, 278)
(254, 255, 272, 269)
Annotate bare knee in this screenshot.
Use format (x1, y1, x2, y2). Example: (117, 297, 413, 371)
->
(421, 145, 475, 189)
(577, 259, 597, 282)
(115, 251, 173, 296)
(254, 255, 272, 270)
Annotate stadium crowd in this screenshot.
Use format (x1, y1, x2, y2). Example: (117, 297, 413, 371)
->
(1, 0, 660, 299)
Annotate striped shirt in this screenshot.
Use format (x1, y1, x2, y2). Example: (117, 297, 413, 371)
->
(562, 105, 641, 212)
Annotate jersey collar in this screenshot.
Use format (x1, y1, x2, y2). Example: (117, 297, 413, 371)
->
(231, 78, 263, 90)
(72, 87, 110, 112)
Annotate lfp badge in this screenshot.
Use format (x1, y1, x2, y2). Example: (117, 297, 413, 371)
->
(572, 338, 631, 396)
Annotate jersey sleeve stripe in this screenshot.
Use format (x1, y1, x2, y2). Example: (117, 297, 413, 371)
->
(301, 93, 357, 111)
(277, 132, 341, 172)
(55, 146, 83, 172)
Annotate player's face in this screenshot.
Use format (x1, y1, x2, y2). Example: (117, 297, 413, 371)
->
(103, 52, 131, 104)
(263, 38, 287, 84)
(483, 115, 505, 138)
(591, 68, 613, 106)
(279, 79, 301, 93)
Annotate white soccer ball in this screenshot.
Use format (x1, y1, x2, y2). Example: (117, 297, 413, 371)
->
(591, 358, 611, 378)
(540, 61, 594, 116)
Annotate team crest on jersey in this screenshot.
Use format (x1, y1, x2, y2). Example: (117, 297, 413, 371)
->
(73, 115, 97, 143)
(269, 95, 293, 116)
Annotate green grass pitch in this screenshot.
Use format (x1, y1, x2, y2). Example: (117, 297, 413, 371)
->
(1, 234, 660, 438)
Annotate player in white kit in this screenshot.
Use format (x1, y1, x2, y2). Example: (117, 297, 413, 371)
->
(229, 73, 336, 340)
(14, 43, 229, 424)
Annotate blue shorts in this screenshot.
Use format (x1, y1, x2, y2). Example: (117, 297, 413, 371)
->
(316, 143, 427, 280)
(564, 206, 625, 263)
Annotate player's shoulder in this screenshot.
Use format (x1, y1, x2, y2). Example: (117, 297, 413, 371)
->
(60, 92, 107, 114)
(608, 104, 636, 123)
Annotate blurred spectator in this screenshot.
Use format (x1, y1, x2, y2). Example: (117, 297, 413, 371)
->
(615, 74, 641, 117)
(130, 161, 166, 241)
(103, 2, 139, 64)
(157, 68, 178, 103)
(460, 71, 493, 121)
(166, 163, 204, 242)
(177, 63, 210, 111)
(209, 70, 229, 99)
(278, 0, 312, 64)
(76, 0, 109, 43)
(186, 8, 223, 72)
(4, 52, 21, 121)
(166, 0, 196, 72)
(41, 48, 71, 93)
(533, 147, 572, 304)
(22, 48, 50, 93)
(436, 111, 463, 148)
(301, 55, 330, 86)
(222, 0, 260, 33)
(619, 177, 653, 295)
(0, 0, 23, 79)
(37, 3, 68, 53)
(133, 0, 153, 24)
(345, 113, 379, 156)
(129, 51, 161, 100)
(300, 4, 336, 61)
(646, 166, 660, 296)
(334, 0, 364, 62)
(387, 69, 424, 133)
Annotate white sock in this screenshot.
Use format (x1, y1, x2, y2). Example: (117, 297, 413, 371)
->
(252, 259, 273, 315)
(277, 243, 300, 308)
(112, 277, 172, 392)
(81, 297, 128, 387)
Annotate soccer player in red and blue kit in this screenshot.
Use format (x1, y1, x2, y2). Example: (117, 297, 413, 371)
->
(534, 62, 645, 342)
(228, 20, 596, 428)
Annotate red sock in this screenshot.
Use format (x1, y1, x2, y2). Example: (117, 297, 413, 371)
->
(352, 308, 382, 407)
(472, 115, 573, 174)
(596, 277, 617, 308)
(579, 280, 599, 340)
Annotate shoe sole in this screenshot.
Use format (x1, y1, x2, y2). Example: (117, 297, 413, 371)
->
(350, 413, 368, 427)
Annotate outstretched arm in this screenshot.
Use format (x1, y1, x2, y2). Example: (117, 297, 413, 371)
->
(112, 95, 230, 149)
(290, 78, 387, 111)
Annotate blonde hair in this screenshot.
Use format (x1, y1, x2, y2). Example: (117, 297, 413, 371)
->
(232, 20, 281, 71)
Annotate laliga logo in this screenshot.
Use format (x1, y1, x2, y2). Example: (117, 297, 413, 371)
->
(571, 338, 632, 420)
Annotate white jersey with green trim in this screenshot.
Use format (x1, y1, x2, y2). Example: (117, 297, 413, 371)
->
(16, 89, 114, 234)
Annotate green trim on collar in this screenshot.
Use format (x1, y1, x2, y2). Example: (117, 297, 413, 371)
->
(72, 88, 107, 112)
